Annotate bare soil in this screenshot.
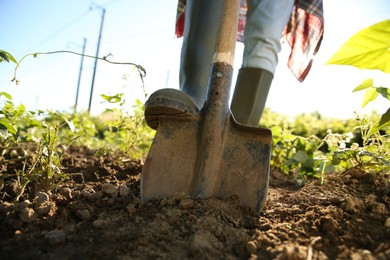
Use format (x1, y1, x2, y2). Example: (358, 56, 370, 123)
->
(1, 145, 389, 259)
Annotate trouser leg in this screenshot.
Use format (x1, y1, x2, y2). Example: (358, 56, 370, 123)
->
(231, 0, 294, 126)
(144, 0, 224, 130)
(241, 0, 294, 72)
(179, 0, 224, 109)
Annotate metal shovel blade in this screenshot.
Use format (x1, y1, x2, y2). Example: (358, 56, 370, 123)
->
(141, 113, 272, 211)
(141, 63, 272, 211)
(141, 0, 272, 211)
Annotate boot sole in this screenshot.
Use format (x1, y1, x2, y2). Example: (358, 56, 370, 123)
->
(144, 89, 199, 130)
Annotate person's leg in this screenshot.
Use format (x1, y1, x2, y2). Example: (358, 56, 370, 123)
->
(180, 0, 224, 109)
(145, 0, 223, 130)
(231, 0, 294, 126)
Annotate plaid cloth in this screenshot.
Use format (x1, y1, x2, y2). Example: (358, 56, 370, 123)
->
(175, 0, 324, 82)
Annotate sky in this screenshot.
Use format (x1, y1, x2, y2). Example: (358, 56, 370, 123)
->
(1, 0, 389, 119)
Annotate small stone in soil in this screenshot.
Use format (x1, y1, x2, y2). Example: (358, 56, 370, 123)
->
(118, 185, 130, 197)
(34, 191, 50, 205)
(18, 200, 32, 210)
(385, 217, 390, 228)
(35, 201, 55, 216)
(247, 241, 258, 254)
(371, 202, 389, 215)
(19, 207, 38, 223)
(126, 204, 137, 214)
(179, 198, 194, 210)
(76, 209, 91, 220)
(101, 183, 118, 198)
(93, 218, 105, 228)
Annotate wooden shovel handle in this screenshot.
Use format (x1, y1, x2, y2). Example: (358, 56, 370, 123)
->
(213, 0, 240, 65)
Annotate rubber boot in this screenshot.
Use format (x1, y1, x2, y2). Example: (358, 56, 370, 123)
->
(230, 68, 273, 127)
(144, 88, 199, 130)
(144, 0, 223, 130)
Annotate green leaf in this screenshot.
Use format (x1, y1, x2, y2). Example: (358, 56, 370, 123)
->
(0, 51, 9, 62)
(358, 150, 390, 167)
(327, 20, 390, 73)
(376, 87, 390, 101)
(0, 50, 17, 64)
(362, 87, 379, 108)
(378, 108, 390, 127)
(367, 108, 390, 135)
(0, 129, 10, 140)
(325, 164, 336, 173)
(292, 150, 308, 163)
(64, 118, 75, 133)
(0, 120, 17, 135)
(352, 78, 373, 92)
(100, 93, 124, 103)
(319, 161, 336, 173)
(0, 92, 13, 100)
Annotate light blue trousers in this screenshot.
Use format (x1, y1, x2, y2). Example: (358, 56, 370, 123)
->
(179, 0, 294, 108)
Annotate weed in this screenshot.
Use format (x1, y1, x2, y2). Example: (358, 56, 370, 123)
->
(100, 95, 154, 160)
(0, 92, 41, 148)
(269, 113, 389, 184)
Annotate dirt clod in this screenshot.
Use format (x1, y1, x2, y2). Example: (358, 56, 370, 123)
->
(19, 207, 38, 223)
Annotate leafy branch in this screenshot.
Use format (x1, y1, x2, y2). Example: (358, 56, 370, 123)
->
(352, 79, 390, 135)
(327, 20, 390, 134)
(0, 50, 146, 85)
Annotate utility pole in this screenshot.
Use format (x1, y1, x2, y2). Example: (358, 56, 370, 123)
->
(88, 5, 106, 113)
(74, 38, 87, 114)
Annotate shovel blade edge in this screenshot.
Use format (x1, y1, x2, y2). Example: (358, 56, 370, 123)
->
(217, 118, 272, 211)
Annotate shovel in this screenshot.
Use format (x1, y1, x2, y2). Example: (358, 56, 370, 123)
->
(141, 0, 272, 211)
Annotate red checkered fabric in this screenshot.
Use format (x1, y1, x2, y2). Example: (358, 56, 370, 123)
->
(175, 0, 324, 82)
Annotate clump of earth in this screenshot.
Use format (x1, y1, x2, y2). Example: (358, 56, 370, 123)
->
(1, 145, 389, 259)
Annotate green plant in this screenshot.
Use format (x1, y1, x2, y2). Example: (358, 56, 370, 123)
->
(0, 49, 154, 197)
(11, 118, 79, 200)
(330, 113, 390, 173)
(0, 50, 17, 64)
(0, 92, 41, 148)
(352, 79, 390, 135)
(6, 50, 146, 85)
(270, 112, 390, 183)
(327, 20, 390, 135)
(100, 94, 154, 159)
(53, 111, 99, 148)
(271, 125, 337, 183)
(325, 19, 390, 176)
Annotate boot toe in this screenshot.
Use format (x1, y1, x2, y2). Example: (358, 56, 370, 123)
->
(145, 88, 200, 130)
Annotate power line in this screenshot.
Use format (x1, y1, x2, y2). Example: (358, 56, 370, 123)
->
(26, 10, 90, 52)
